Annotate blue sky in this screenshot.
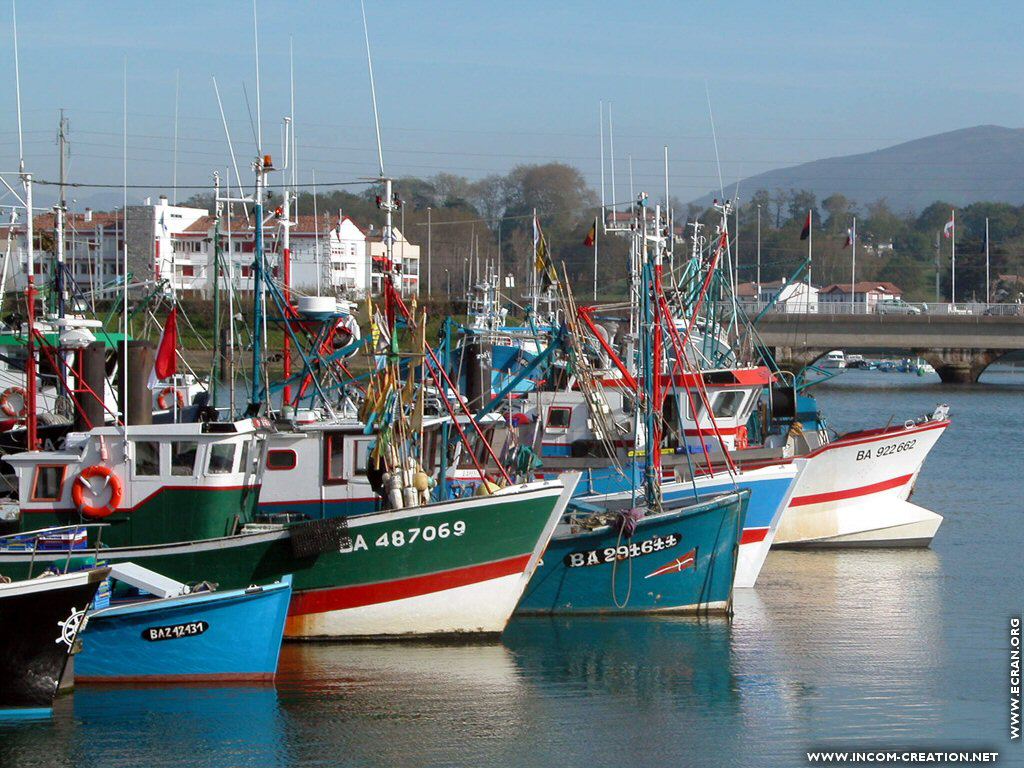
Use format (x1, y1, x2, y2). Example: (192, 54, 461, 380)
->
(1, 0, 1022, 208)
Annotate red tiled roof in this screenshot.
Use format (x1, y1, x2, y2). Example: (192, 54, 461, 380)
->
(820, 281, 901, 295)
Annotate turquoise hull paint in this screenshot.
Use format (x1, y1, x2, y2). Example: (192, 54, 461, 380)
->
(545, 464, 788, 538)
(517, 491, 747, 614)
(76, 579, 291, 681)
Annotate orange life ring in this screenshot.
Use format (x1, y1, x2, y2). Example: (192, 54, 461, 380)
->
(0, 386, 28, 418)
(157, 387, 186, 410)
(735, 425, 749, 450)
(72, 465, 123, 519)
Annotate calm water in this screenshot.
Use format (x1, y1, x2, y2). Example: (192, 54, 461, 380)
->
(3, 368, 1022, 767)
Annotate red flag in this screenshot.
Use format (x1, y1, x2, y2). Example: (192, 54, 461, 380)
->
(153, 307, 178, 381)
(799, 211, 811, 241)
(583, 218, 596, 247)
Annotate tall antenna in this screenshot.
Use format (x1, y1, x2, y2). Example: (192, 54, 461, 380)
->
(360, 0, 385, 177)
(599, 100, 606, 227)
(608, 102, 616, 217)
(12, 0, 23, 172)
(122, 56, 129, 431)
(172, 68, 180, 204)
(252, 0, 262, 155)
(705, 81, 725, 201)
(212, 77, 249, 224)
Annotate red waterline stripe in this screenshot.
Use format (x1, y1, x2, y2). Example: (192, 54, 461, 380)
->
(288, 554, 532, 616)
(740, 527, 769, 545)
(789, 473, 913, 507)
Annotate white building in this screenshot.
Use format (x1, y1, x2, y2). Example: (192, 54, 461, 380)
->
(819, 281, 902, 312)
(0, 200, 418, 300)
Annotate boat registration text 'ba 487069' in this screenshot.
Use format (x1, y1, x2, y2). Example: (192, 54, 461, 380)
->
(340, 521, 467, 554)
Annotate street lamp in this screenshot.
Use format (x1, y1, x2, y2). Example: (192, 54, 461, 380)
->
(445, 268, 450, 296)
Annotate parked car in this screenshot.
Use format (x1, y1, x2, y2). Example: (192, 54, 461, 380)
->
(876, 298, 922, 315)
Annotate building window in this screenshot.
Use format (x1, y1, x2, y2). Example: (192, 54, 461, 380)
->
(182, 265, 195, 277)
(31, 464, 67, 501)
(266, 449, 297, 471)
(241, 266, 251, 277)
(134, 441, 160, 476)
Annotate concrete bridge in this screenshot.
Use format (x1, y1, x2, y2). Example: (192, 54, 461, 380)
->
(753, 313, 1024, 383)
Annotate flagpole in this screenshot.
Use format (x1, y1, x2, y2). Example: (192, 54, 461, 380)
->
(951, 209, 956, 305)
(985, 216, 990, 304)
(756, 203, 761, 290)
(592, 215, 598, 301)
(851, 216, 856, 313)
(807, 208, 812, 311)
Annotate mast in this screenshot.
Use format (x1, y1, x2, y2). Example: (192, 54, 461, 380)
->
(281, 116, 292, 408)
(211, 172, 222, 409)
(13, 1, 37, 449)
(756, 203, 761, 290)
(55, 110, 68, 319)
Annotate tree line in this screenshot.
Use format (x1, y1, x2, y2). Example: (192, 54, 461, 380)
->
(185, 167, 1024, 302)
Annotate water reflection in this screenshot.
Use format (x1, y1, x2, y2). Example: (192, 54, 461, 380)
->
(0, 685, 284, 768)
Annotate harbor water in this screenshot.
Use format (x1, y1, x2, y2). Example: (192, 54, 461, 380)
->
(2, 368, 1021, 767)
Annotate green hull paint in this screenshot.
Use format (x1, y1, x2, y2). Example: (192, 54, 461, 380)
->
(1, 489, 560, 600)
(20, 486, 261, 548)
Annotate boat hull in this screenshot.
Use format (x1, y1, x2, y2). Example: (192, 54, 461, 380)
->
(540, 463, 800, 589)
(76, 579, 291, 683)
(767, 420, 947, 548)
(0, 568, 108, 716)
(1, 481, 574, 640)
(515, 490, 747, 615)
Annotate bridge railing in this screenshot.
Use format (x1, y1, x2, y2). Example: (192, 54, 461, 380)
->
(726, 300, 1024, 318)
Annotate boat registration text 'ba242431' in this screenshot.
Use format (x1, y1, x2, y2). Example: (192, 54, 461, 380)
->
(564, 533, 682, 568)
(340, 521, 467, 553)
(856, 439, 916, 461)
(142, 621, 209, 642)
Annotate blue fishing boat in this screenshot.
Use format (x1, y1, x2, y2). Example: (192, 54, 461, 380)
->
(76, 564, 290, 683)
(516, 489, 748, 614)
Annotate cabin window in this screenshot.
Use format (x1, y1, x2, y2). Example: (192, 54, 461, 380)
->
(266, 449, 297, 471)
(324, 433, 347, 484)
(711, 391, 746, 419)
(134, 441, 160, 476)
(353, 440, 374, 475)
(171, 441, 199, 476)
(546, 406, 572, 430)
(208, 443, 236, 474)
(31, 464, 67, 501)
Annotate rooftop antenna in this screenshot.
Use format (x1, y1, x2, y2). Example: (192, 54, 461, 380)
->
(172, 68, 179, 204)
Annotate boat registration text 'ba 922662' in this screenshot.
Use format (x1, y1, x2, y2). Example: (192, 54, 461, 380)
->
(856, 439, 916, 461)
(141, 621, 209, 642)
(564, 533, 682, 568)
(340, 521, 467, 553)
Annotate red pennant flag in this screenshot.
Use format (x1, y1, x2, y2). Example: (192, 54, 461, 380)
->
(799, 211, 811, 241)
(152, 307, 178, 382)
